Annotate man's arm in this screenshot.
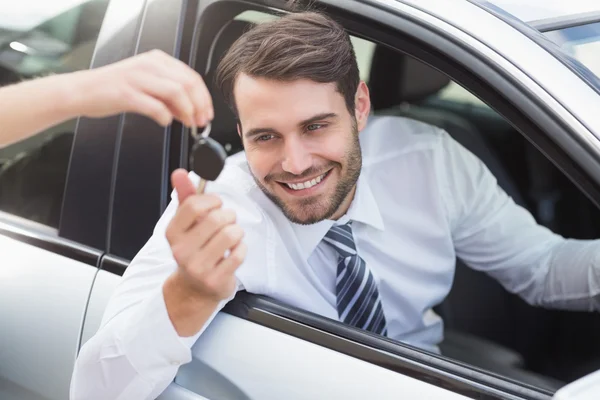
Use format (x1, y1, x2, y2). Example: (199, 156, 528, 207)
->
(0, 50, 213, 148)
(70, 171, 247, 400)
(438, 130, 600, 310)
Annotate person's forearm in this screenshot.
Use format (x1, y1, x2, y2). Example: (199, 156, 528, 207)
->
(522, 238, 600, 311)
(0, 73, 84, 148)
(163, 272, 222, 337)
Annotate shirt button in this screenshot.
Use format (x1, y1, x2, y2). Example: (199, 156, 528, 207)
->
(170, 360, 180, 366)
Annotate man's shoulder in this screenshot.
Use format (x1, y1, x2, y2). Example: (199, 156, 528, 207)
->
(360, 115, 446, 166)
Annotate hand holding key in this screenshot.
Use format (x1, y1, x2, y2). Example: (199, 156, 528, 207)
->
(164, 124, 243, 310)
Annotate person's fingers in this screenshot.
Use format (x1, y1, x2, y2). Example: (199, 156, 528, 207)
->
(123, 90, 173, 126)
(216, 241, 247, 276)
(201, 224, 245, 267)
(170, 208, 236, 267)
(166, 172, 222, 244)
(171, 169, 196, 204)
(144, 51, 214, 126)
(130, 72, 195, 126)
(169, 193, 222, 234)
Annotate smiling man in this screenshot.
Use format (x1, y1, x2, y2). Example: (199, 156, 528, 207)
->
(234, 76, 363, 226)
(71, 11, 600, 400)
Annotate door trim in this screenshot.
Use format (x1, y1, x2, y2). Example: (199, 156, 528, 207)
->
(0, 213, 101, 266)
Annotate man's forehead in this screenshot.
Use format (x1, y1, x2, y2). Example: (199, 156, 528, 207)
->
(234, 74, 343, 123)
(234, 74, 340, 99)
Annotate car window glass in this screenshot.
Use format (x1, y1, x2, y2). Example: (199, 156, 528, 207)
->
(0, 0, 110, 229)
(435, 82, 489, 107)
(544, 21, 600, 79)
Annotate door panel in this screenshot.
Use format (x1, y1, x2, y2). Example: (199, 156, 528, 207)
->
(171, 314, 470, 400)
(82, 269, 469, 400)
(80, 269, 121, 347)
(0, 234, 98, 400)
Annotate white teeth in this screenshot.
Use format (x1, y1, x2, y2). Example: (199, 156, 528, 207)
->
(286, 172, 327, 190)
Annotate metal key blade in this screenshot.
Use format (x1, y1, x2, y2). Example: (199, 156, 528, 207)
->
(197, 179, 206, 194)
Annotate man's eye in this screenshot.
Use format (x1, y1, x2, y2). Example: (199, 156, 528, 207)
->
(307, 123, 324, 131)
(256, 134, 274, 142)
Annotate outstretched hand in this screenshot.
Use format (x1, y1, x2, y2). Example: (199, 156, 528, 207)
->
(73, 49, 214, 127)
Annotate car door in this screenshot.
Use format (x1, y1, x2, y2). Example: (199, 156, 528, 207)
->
(78, 0, 600, 399)
(0, 1, 147, 399)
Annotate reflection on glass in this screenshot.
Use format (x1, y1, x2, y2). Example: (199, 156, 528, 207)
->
(544, 22, 600, 79)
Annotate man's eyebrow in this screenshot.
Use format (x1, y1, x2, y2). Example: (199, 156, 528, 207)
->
(298, 113, 338, 127)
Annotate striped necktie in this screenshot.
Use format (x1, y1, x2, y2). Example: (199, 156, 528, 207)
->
(323, 222, 388, 336)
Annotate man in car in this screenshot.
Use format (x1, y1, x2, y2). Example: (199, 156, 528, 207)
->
(71, 11, 600, 400)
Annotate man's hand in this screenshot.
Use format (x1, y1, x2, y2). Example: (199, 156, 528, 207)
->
(163, 169, 246, 336)
(72, 49, 214, 128)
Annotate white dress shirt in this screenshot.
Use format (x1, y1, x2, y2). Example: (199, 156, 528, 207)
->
(70, 115, 600, 400)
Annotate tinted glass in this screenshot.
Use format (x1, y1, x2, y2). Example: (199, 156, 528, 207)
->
(0, 0, 110, 228)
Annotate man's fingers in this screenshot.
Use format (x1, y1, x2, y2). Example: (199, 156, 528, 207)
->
(131, 72, 195, 126)
(166, 171, 222, 244)
(172, 209, 236, 265)
(216, 241, 247, 276)
(168, 193, 223, 237)
(201, 224, 245, 267)
(171, 169, 196, 204)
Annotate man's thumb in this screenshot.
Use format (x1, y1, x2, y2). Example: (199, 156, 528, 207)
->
(171, 168, 196, 204)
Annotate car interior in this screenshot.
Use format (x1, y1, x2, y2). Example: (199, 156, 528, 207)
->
(200, 12, 600, 391)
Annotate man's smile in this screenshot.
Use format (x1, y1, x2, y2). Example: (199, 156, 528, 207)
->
(276, 169, 332, 196)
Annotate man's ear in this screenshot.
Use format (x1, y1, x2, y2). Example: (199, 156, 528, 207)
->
(237, 123, 242, 138)
(354, 81, 371, 131)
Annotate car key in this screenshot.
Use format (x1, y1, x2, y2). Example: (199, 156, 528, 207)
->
(190, 123, 227, 194)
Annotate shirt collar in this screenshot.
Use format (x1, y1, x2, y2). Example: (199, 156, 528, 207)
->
(291, 171, 385, 260)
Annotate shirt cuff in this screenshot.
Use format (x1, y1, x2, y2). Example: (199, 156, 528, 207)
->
(178, 287, 240, 348)
(118, 289, 192, 381)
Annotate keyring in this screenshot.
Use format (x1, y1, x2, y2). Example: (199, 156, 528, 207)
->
(191, 122, 212, 140)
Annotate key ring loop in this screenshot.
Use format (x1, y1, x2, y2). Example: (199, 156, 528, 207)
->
(191, 123, 212, 140)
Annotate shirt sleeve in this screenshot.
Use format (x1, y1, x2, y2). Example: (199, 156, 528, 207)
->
(437, 129, 600, 310)
(69, 171, 259, 400)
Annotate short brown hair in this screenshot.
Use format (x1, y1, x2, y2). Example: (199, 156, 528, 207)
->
(215, 11, 359, 117)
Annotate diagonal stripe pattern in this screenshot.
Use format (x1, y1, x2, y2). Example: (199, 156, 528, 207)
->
(323, 222, 388, 336)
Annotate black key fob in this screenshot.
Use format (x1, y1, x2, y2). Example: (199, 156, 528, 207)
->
(191, 136, 227, 181)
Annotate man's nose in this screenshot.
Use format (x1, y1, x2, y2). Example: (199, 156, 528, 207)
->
(281, 138, 311, 175)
